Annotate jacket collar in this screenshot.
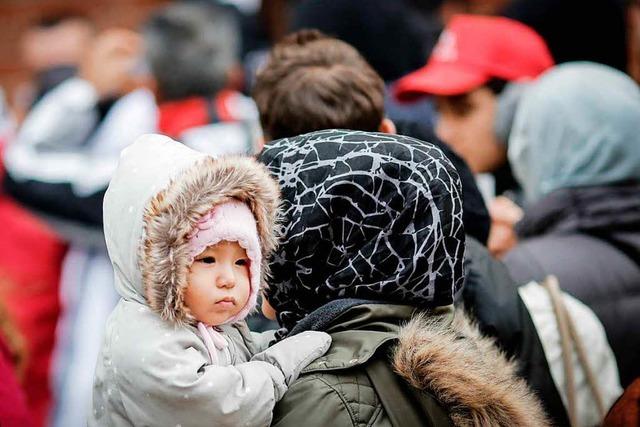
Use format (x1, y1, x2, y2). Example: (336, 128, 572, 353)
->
(297, 303, 451, 373)
(516, 183, 640, 262)
(517, 182, 640, 238)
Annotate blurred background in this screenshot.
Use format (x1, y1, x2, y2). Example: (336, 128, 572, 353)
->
(0, 0, 166, 121)
(1, 0, 638, 116)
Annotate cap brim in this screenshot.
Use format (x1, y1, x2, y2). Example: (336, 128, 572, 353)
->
(394, 62, 489, 101)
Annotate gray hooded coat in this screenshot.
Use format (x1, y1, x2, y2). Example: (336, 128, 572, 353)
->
(505, 62, 640, 386)
(90, 134, 330, 426)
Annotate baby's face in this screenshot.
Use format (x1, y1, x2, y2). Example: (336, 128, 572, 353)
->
(185, 241, 251, 326)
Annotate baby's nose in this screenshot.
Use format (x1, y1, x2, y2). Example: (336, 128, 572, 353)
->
(216, 265, 236, 288)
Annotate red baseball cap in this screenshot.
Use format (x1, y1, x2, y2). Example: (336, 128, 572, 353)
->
(394, 15, 554, 100)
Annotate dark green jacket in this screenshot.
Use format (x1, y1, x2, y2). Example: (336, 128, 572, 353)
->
(271, 304, 550, 427)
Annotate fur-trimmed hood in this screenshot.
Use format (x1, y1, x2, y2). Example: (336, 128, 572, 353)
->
(393, 312, 550, 426)
(103, 134, 279, 325)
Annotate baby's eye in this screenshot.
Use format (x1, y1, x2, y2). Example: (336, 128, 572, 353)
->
(235, 258, 248, 266)
(198, 257, 216, 264)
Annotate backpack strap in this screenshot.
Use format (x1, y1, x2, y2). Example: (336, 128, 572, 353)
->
(364, 347, 452, 427)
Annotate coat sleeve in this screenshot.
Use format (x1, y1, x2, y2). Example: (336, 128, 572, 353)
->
(113, 330, 331, 427)
(248, 329, 277, 353)
(3, 172, 105, 227)
(13, 77, 100, 151)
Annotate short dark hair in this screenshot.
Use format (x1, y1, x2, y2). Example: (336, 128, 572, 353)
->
(143, 2, 239, 101)
(252, 30, 385, 140)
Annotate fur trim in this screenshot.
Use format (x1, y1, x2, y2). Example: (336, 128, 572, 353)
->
(392, 311, 550, 427)
(140, 156, 280, 325)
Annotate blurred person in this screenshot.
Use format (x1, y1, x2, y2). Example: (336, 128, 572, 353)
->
(253, 30, 389, 137)
(0, 89, 66, 427)
(251, 30, 624, 425)
(17, 10, 96, 115)
(4, 27, 156, 427)
(143, 1, 261, 153)
(5, 2, 258, 233)
(397, 20, 626, 419)
(497, 62, 640, 388)
(4, 4, 262, 424)
(394, 14, 554, 196)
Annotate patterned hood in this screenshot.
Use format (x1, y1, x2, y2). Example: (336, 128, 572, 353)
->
(258, 130, 465, 333)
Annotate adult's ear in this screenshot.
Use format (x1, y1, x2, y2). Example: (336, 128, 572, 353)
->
(378, 117, 396, 134)
(261, 294, 277, 320)
(255, 135, 266, 153)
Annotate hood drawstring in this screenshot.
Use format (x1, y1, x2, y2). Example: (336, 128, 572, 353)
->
(197, 322, 229, 365)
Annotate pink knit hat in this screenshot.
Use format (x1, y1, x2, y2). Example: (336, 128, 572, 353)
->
(187, 200, 261, 325)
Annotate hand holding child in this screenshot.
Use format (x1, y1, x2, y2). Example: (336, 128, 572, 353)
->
(487, 196, 524, 259)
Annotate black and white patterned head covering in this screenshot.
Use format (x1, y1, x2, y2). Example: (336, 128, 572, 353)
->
(258, 130, 466, 333)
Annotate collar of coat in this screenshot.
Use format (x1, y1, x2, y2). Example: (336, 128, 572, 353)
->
(295, 303, 550, 427)
(296, 303, 421, 373)
(516, 182, 640, 238)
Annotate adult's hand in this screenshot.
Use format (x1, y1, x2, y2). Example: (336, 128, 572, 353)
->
(79, 28, 142, 99)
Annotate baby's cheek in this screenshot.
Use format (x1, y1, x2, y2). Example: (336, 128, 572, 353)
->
(189, 266, 214, 285)
(186, 266, 202, 285)
(237, 275, 252, 303)
(183, 284, 197, 314)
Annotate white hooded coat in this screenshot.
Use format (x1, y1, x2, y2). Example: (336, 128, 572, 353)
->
(90, 134, 330, 427)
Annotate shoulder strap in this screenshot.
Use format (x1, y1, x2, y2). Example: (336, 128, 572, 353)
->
(542, 275, 607, 426)
(365, 352, 452, 427)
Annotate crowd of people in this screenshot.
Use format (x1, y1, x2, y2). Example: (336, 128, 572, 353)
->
(0, 0, 638, 426)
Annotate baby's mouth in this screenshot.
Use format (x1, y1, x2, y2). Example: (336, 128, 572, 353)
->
(215, 297, 236, 307)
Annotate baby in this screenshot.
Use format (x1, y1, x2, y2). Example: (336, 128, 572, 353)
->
(90, 134, 330, 427)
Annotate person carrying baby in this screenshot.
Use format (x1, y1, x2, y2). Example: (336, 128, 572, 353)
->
(90, 134, 331, 427)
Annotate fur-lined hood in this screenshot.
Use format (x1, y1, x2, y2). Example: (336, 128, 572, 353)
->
(393, 312, 550, 426)
(103, 134, 279, 325)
